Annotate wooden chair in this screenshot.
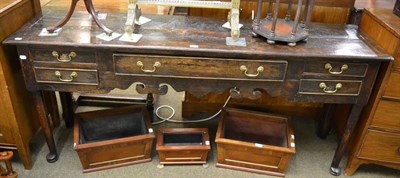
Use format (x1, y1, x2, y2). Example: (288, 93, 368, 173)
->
(0, 151, 17, 178)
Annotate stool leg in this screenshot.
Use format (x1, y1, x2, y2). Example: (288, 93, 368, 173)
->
(267, 0, 273, 19)
(0, 164, 5, 175)
(253, 0, 263, 29)
(0, 151, 15, 177)
(4, 159, 14, 177)
(291, 0, 303, 35)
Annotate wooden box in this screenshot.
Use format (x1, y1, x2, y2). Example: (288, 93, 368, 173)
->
(156, 128, 210, 167)
(215, 108, 295, 177)
(74, 106, 155, 173)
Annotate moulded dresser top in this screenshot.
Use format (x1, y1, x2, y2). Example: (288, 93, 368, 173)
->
(3, 9, 393, 61)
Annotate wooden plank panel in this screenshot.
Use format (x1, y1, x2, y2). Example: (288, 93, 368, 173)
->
(359, 10, 399, 56)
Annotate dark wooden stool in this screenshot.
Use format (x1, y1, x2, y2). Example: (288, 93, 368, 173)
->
(0, 151, 17, 178)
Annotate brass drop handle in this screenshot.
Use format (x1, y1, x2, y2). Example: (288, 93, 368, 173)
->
(55, 71, 78, 82)
(319, 83, 342, 94)
(52, 51, 76, 62)
(325, 63, 348, 75)
(136, 61, 161, 73)
(240, 65, 264, 77)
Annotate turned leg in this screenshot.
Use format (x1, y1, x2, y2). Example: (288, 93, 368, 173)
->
(84, 0, 113, 35)
(46, 0, 79, 33)
(0, 151, 16, 177)
(0, 165, 4, 174)
(4, 154, 14, 176)
(330, 104, 363, 176)
(59, 92, 74, 128)
(316, 104, 336, 139)
(251, 0, 262, 37)
(252, 0, 262, 29)
(32, 91, 58, 163)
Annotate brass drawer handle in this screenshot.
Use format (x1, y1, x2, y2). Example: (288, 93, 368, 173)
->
(136, 61, 161, 73)
(240, 65, 264, 77)
(325, 63, 348, 75)
(54, 71, 78, 82)
(52, 51, 76, 62)
(319, 83, 342, 94)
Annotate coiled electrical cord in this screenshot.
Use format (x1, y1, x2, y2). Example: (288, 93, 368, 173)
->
(152, 87, 238, 125)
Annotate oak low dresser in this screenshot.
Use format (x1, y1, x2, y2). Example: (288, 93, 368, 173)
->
(3, 10, 392, 176)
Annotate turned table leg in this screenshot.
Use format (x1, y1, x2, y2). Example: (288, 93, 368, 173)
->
(32, 91, 58, 163)
(46, 0, 112, 35)
(84, 0, 113, 35)
(329, 103, 363, 176)
(46, 0, 79, 33)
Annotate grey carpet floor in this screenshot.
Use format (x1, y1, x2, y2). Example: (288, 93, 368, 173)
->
(7, 111, 400, 178)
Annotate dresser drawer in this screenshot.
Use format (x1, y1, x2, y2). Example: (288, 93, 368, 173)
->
(298, 79, 362, 96)
(383, 68, 400, 99)
(31, 49, 96, 64)
(304, 61, 368, 77)
(113, 54, 287, 81)
(370, 100, 400, 132)
(34, 68, 98, 85)
(358, 130, 400, 163)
